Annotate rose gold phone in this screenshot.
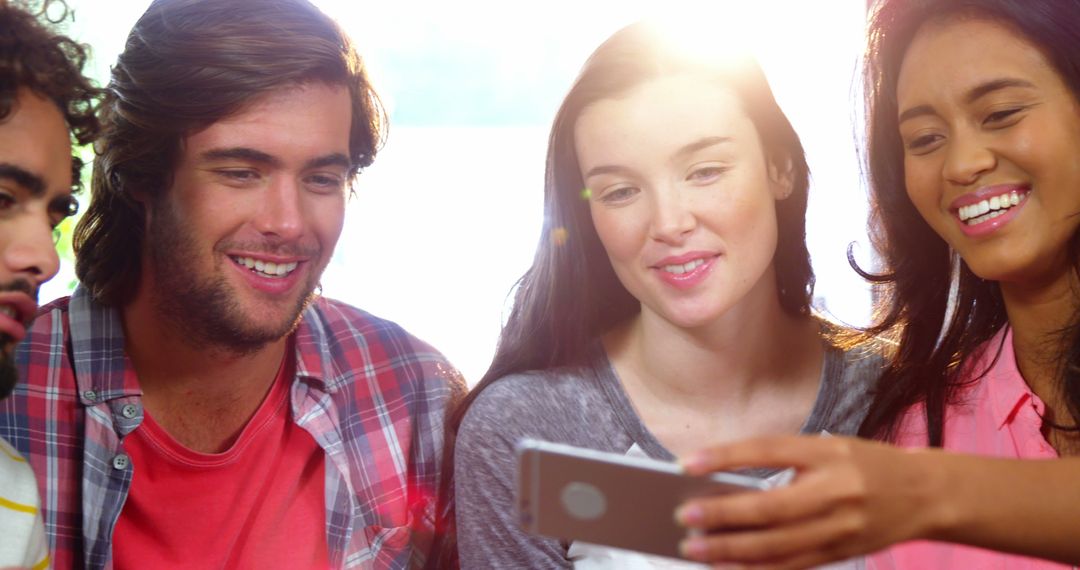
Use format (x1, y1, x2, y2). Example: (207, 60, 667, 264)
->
(516, 439, 769, 560)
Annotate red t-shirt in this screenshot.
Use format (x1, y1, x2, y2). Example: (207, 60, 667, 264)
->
(113, 350, 329, 569)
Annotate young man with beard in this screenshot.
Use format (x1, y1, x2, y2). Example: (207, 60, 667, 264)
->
(0, 0, 464, 568)
(0, 0, 101, 567)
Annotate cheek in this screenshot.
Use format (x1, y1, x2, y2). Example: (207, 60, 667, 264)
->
(309, 197, 346, 247)
(708, 190, 768, 235)
(903, 162, 939, 218)
(727, 196, 779, 259)
(589, 205, 642, 262)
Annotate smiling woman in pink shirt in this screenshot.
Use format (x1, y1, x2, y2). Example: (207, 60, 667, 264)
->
(668, 0, 1080, 568)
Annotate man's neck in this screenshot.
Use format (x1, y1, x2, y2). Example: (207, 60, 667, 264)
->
(120, 293, 290, 454)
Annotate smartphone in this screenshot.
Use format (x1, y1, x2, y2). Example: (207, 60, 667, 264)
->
(516, 438, 770, 560)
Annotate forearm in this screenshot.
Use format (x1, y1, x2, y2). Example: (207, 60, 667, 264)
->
(927, 451, 1080, 564)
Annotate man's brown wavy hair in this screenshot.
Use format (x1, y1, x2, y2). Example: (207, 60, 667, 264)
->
(0, 0, 101, 194)
(74, 0, 386, 306)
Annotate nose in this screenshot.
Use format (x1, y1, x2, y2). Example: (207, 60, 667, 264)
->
(648, 184, 696, 244)
(3, 213, 61, 288)
(943, 129, 996, 187)
(253, 177, 304, 241)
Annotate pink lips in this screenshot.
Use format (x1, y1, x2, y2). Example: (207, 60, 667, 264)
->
(949, 184, 1029, 238)
(651, 252, 718, 290)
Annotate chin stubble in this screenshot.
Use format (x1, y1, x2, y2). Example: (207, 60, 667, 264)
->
(147, 200, 321, 355)
(0, 280, 36, 400)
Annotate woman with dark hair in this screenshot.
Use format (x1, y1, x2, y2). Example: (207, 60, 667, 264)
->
(448, 21, 883, 568)
(672, 1, 1080, 568)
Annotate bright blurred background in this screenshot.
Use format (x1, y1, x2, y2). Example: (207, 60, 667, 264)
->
(45, 0, 873, 384)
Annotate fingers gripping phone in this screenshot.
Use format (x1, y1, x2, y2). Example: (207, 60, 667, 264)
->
(516, 439, 769, 560)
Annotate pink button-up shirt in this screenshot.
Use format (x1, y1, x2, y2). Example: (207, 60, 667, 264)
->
(867, 327, 1071, 570)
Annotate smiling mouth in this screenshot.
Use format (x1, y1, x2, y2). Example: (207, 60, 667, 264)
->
(660, 258, 707, 275)
(0, 301, 29, 328)
(0, 301, 31, 347)
(230, 256, 300, 278)
(956, 190, 1028, 226)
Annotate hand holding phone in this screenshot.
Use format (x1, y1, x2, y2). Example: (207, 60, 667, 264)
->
(516, 439, 768, 560)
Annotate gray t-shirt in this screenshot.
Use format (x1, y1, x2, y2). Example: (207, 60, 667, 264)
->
(454, 340, 883, 569)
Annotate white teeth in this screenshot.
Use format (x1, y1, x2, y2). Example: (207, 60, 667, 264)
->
(958, 190, 1028, 223)
(662, 258, 706, 274)
(967, 209, 1005, 226)
(230, 256, 300, 278)
(0, 305, 14, 319)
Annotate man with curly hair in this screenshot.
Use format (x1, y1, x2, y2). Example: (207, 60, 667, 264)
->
(0, 0, 100, 567)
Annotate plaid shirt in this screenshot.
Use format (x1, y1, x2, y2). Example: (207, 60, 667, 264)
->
(1, 287, 464, 569)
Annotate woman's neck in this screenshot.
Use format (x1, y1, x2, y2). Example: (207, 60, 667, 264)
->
(602, 289, 825, 455)
(1001, 271, 1080, 451)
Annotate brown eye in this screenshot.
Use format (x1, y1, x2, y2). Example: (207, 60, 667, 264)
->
(905, 133, 944, 155)
(64, 195, 80, 217)
(50, 194, 79, 220)
(983, 108, 1022, 126)
(599, 186, 639, 204)
(687, 166, 729, 183)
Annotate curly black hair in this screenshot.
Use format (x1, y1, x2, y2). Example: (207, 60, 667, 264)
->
(0, 0, 101, 192)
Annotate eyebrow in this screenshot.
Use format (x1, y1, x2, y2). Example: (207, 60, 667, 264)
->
(676, 136, 733, 158)
(200, 147, 353, 171)
(898, 78, 1037, 124)
(0, 163, 46, 197)
(583, 136, 733, 179)
(304, 153, 352, 171)
(965, 78, 1035, 104)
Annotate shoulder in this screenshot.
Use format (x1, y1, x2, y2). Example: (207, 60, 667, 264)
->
(303, 297, 424, 348)
(22, 295, 72, 341)
(298, 297, 465, 398)
(0, 439, 41, 508)
(807, 320, 891, 435)
(0, 440, 46, 568)
(37, 295, 72, 317)
(13, 296, 75, 390)
(460, 365, 609, 447)
(466, 367, 601, 421)
(817, 318, 891, 385)
(836, 339, 889, 384)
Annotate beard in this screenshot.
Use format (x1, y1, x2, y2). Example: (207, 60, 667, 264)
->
(0, 341, 16, 401)
(147, 199, 321, 356)
(0, 279, 36, 400)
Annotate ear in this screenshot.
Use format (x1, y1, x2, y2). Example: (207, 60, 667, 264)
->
(767, 154, 795, 200)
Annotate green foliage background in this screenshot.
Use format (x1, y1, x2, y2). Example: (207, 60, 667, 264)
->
(54, 144, 95, 292)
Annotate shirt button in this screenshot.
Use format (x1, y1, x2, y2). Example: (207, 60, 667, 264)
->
(120, 404, 139, 419)
(83, 390, 97, 402)
(112, 454, 130, 470)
